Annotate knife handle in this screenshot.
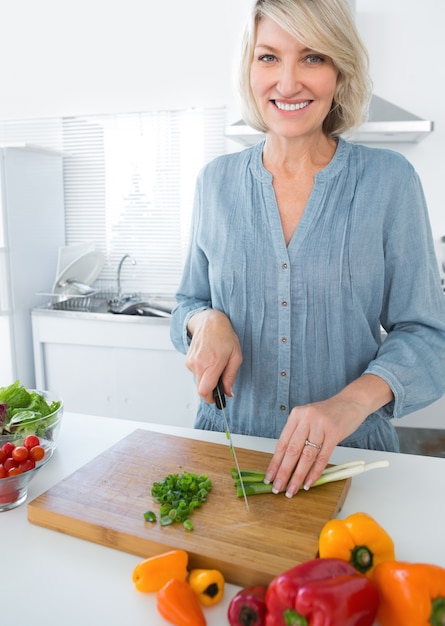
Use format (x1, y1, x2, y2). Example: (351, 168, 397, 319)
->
(213, 378, 226, 410)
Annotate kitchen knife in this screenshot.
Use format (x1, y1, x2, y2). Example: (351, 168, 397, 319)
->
(213, 379, 249, 511)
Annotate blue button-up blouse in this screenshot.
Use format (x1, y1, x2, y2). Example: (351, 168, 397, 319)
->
(170, 138, 445, 451)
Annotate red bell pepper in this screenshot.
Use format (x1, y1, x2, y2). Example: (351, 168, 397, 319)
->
(228, 585, 268, 626)
(265, 558, 379, 626)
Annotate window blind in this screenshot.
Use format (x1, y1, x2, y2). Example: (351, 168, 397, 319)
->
(63, 108, 227, 295)
(0, 107, 226, 296)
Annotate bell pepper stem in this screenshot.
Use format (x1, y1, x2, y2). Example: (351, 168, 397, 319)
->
(431, 598, 445, 626)
(351, 545, 373, 574)
(283, 609, 308, 626)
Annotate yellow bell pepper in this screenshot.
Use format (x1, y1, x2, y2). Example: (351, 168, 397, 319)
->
(318, 511, 395, 577)
(132, 549, 189, 592)
(188, 568, 225, 606)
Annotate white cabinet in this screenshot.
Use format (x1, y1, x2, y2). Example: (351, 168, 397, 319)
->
(31, 309, 198, 428)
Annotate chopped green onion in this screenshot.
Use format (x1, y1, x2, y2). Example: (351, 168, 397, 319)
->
(143, 510, 157, 522)
(148, 471, 212, 530)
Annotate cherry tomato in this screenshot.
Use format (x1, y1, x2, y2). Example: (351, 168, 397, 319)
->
(19, 458, 36, 472)
(0, 488, 19, 504)
(12, 446, 29, 463)
(7, 466, 23, 477)
(29, 446, 45, 462)
(0, 435, 46, 481)
(23, 435, 40, 450)
(4, 458, 18, 472)
(2, 442, 15, 457)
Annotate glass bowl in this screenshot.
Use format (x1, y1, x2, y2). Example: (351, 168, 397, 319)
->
(0, 439, 53, 511)
(0, 390, 63, 511)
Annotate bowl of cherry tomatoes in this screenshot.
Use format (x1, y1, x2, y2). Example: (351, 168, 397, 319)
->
(0, 386, 63, 511)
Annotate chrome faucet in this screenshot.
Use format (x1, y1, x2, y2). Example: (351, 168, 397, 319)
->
(117, 254, 136, 300)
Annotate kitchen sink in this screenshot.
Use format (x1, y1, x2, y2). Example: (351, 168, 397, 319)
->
(107, 296, 172, 318)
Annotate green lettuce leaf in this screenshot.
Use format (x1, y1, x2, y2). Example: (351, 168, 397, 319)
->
(0, 380, 61, 436)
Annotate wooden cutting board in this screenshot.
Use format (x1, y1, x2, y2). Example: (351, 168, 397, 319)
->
(27, 429, 350, 587)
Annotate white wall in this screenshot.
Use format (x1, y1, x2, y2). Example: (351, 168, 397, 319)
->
(0, 0, 250, 119)
(357, 0, 445, 258)
(0, 0, 444, 254)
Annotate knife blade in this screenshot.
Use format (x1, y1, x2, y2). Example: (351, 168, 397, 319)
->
(213, 378, 249, 511)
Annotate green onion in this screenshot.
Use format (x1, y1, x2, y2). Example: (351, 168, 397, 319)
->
(232, 460, 389, 497)
(320, 460, 365, 475)
(147, 471, 212, 529)
(143, 510, 157, 522)
(230, 469, 266, 483)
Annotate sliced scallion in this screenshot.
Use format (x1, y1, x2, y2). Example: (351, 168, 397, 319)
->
(147, 471, 212, 529)
(143, 510, 157, 523)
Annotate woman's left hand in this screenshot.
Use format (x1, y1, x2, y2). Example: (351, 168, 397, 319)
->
(264, 374, 393, 497)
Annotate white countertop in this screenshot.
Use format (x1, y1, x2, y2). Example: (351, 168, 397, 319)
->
(3, 412, 445, 625)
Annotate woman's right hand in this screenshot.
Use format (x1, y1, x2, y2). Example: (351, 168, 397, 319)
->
(185, 309, 242, 404)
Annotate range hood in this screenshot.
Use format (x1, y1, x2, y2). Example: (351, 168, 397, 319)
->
(226, 94, 434, 146)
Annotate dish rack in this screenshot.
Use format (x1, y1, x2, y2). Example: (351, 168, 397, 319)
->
(36, 292, 94, 311)
(50, 295, 93, 311)
(37, 278, 98, 311)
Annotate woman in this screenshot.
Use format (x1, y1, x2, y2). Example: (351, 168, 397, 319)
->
(170, 0, 445, 498)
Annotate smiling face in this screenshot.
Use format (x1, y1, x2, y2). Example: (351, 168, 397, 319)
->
(250, 16, 339, 142)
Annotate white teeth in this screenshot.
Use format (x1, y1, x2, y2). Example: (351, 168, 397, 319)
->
(275, 100, 311, 111)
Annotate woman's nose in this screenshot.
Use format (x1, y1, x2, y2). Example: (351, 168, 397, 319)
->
(276, 63, 302, 97)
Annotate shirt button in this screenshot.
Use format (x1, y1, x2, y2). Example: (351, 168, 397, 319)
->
(282, 263, 288, 270)
(280, 370, 287, 377)
(280, 405, 286, 411)
(281, 300, 288, 307)
(281, 337, 287, 344)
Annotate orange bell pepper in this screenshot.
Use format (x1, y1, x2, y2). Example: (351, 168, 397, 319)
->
(132, 549, 188, 592)
(318, 512, 395, 577)
(157, 578, 207, 626)
(372, 560, 445, 626)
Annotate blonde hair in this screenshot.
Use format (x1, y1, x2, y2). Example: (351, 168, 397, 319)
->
(239, 0, 372, 137)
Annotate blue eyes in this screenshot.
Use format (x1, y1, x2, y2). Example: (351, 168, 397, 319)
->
(258, 54, 277, 63)
(306, 54, 323, 64)
(257, 53, 324, 64)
